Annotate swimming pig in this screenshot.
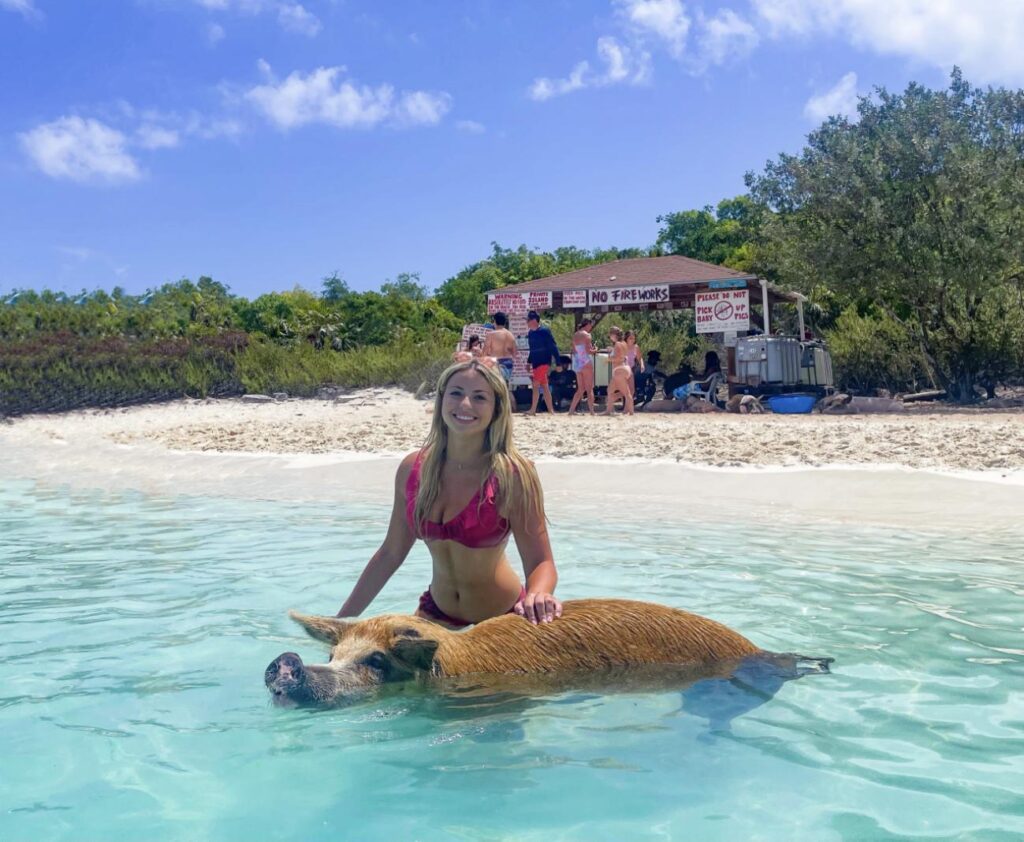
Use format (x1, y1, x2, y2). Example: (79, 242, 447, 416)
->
(265, 598, 832, 707)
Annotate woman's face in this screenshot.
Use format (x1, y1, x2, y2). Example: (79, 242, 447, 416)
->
(625, 335, 636, 346)
(441, 368, 496, 437)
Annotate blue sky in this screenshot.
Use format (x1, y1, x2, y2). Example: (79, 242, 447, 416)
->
(2, 1, 1021, 299)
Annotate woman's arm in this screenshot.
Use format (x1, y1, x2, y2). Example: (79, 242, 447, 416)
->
(336, 454, 417, 617)
(509, 467, 562, 624)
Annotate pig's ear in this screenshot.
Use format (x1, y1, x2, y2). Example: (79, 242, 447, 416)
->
(391, 628, 439, 671)
(289, 611, 348, 644)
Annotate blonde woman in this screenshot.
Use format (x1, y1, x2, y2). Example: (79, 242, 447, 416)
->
(337, 358, 562, 628)
(603, 326, 635, 416)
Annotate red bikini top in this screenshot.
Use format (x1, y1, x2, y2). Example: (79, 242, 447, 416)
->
(405, 454, 511, 548)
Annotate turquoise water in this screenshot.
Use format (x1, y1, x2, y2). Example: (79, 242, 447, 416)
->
(2, 478, 1023, 841)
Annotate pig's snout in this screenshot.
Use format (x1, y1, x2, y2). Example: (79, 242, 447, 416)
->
(265, 652, 306, 700)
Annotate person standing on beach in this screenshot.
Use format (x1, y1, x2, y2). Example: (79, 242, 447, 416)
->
(603, 326, 634, 416)
(624, 330, 643, 397)
(336, 357, 562, 628)
(525, 310, 559, 416)
(567, 318, 597, 415)
(482, 311, 517, 385)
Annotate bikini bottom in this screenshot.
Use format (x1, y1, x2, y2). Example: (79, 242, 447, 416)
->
(416, 586, 526, 627)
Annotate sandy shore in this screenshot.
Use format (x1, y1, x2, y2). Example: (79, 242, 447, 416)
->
(4, 389, 1024, 473)
(4, 389, 1024, 529)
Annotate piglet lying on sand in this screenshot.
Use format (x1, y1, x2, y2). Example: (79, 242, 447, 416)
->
(266, 599, 832, 707)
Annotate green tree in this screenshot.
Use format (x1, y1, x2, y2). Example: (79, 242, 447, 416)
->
(320, 272, 350, 302)
(655, 196, 764, 269)
(748, 69, 1024, 400)
(380, 271, 430, 301)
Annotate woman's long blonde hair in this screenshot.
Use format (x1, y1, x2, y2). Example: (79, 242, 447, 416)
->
(412, 359, 544, 534)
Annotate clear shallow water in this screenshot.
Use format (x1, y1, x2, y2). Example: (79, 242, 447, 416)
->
(1, 478, 1023, 842)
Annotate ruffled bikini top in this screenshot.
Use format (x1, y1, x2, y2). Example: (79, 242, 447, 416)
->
(405, 454, 511, 548)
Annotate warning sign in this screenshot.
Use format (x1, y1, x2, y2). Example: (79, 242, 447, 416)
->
(486, 291, 552, 315)
(695, 289, 749, 333)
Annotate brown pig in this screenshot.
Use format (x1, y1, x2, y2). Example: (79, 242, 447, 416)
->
(265, 598, 830, 707)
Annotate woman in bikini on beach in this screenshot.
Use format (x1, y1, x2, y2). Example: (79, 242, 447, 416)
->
(623, 330, 643, 397)
(336, 358, 562, 628)
(567, 318, 597, 415)
(603, 326, 635, 416)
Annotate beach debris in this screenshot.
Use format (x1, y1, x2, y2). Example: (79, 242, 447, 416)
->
(241, 394, 274, 404)
(901, 389, 947, 403)
(272, 392, 289, 401)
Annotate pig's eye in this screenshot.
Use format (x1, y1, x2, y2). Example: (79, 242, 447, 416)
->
(362, 652, 389, 672)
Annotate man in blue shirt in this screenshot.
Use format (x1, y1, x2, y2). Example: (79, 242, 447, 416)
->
(526, 310, 559, 415)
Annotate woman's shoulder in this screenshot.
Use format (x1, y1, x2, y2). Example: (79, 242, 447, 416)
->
(396, 450, 424, 482)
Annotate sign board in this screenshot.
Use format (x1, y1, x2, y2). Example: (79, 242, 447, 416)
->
(486, 291, 552, 315)
(487, 292, 526, 315)
(562, 289, 587, 308)
(588, 285, 669, 307)
(695, 289, 749, 333)
(708, 279, 748, 290)
(526, 291, 552, 310)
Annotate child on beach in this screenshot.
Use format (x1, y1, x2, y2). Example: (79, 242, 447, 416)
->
(336, 357, 562, 628)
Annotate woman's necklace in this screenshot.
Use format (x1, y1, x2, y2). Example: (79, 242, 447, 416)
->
(448, 452, 488, 471)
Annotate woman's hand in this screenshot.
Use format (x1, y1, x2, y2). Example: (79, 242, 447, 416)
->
(515, 591, 563, 624)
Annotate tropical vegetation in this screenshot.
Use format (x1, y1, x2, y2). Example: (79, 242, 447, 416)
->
(2, 69, 1022, 414)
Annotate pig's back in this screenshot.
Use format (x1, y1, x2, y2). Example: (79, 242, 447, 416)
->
(432, 598, 762, 676)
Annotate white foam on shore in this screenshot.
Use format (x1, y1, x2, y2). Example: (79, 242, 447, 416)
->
(532, 454, 1024, 487)
(4, 431, 1022, 534)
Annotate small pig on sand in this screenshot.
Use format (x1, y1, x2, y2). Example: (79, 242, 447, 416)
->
(265, 598, 831, 707)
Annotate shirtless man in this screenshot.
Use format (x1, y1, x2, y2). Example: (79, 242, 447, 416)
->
(482, 311, 518, 385)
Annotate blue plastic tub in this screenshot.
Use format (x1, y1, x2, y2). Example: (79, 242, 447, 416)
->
(767, 393, 818, 414)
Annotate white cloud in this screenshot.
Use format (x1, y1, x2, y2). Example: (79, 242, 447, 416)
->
(277, 2, 321, 36)
(394, 91, 452, 126)
(456, 120, 485, 134)
(193, 0, 324, 37)
(19, 117, 142, 184)
(804, 71, 859, 122)
(0, 0, 40, 19)
(184, 114, 244, 139)
(696, 9, 759, 69)
(751, 0, 1024, 85)
(529, 61, 589, 101)
(135, 125, 181, 149)
(245, 64, 450, 129)
(205, 22, 226, 44)
(615, 0, 690, 58)
(529, 37, 649, 101)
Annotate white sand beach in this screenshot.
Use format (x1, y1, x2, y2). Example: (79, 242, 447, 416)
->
(3, 389, 1024, 530)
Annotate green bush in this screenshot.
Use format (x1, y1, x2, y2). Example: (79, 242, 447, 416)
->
(824, 307, 931, 394)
